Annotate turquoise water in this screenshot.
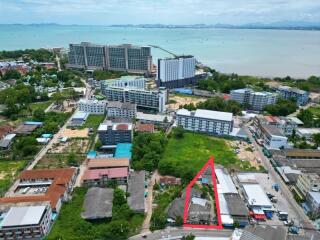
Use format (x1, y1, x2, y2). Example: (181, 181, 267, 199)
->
(0, 25, 320, 78)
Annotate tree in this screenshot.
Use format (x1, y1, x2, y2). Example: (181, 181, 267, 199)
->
(297, 109, 314, 127)
(174, 126, 185, 139)
(2, 69, 21, 80)
(175, 216, 183, 226)
(94, 140, 102, 150)
(182, 234, 195, 240)
(313, 133, 320, 148)
(113, 188, 127, 206)
(264, 98, 297, 116)
(67, 152, 77, 166)
(33, 109, 45, 121)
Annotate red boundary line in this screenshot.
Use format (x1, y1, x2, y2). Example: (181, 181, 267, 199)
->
(183, 156, 223, 229)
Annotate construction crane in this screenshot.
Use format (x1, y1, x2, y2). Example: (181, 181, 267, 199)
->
(148, 45, 178, 58)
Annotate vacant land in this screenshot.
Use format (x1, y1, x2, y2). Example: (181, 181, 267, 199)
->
(29, 101, 52, 112)
(49, 139, 90, 154)
(62, 128, 89, 138)
(82, 115, 105, 130)
(168, 94, 206, 110)
(48, 188, 144, 240)
(35, 153, 86, 169)
(158, 132, 252, 179)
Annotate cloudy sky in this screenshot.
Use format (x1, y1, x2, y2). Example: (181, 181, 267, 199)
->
(0, 0, 319, 25)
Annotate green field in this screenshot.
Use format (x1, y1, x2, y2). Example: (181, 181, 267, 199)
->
(158, 132, 252, 180)
(48, 188, 144, 240)
(29, 101, 52, 112)
(0, 159, 27, 196)
(82, 115, 105, 130)
(309, 107, 320, 116)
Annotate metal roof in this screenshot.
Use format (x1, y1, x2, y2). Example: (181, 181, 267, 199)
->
(215, 168, 238, 194)
(177, 109, 233, 122)
(2, 205, 46, 227)
(81, 187, 114, 220)
(242, 184, 272, 208)
(128, 171, 145, 212)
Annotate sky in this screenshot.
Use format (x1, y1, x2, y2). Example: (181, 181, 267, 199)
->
(0, 0, 320, 25)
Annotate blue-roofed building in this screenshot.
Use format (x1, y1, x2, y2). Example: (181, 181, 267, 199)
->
(115, 143, 132, 159)
(24, 121, 43, 126)
(87, 150, 97, 159)
(41, 133, 53, 138)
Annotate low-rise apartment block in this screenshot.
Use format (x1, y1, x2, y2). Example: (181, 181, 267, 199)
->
(306, 191, 320, 216)
(101, 86, 167, 113)
(0, 205, 52, 240)
(136, 112, 173, 129)
(100, 76, 146, 90)
(98, 121, 133, 145)
(296, 172, 320, 198)
(277, 85, 309, 106)
(253, 115, 300, 136)
(176, 109, 233, 135)
(230, 88, 278, 111)
(106, 101, 137, 119)
(259, 124, 287, 149)
(78, 99, 107, 115)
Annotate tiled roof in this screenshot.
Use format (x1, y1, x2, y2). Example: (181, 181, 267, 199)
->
(88, 158, 130, 169)
(135, 123, 155, 133)
(0, 168, 76, 210)
(0, 125, 13, 139)
(82, 168, 128, 181)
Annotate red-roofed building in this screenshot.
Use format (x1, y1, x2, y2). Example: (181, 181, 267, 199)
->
(82, 167, 128, 187)
(0, 125, 13, 139)
(0, 168, 77, 213)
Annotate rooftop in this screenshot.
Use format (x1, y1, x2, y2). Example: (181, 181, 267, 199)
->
(135, 123, 155, 133)
(0, 168, 76, 210)
(128, 171, 145, 212)
(176, 109, 233, 122)
(297, 128, 320, 135)
(1, 205, 47, 227)
(308, 191, 320, 205)
(224, 193, 248, 217)
(136, 112, 173, 123)
(82, 168, 128, 181)
(284, 149, 320, 158)
(72, 111, 89, 120)
(215, 168, 238, 194)
(261, 124, 285, 137)
(242, 184, 273, 207)
(81, 187, 114, 220)
(0, 124, 13, 139)
(87, 158, 130, 169)
(115, 143, 132, 159)
(107, 101, 136, 110)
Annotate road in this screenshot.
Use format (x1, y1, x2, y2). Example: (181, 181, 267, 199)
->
(130, 228, 233, 240)
(141, 171, 159, 234)
(243, 126, 318, 235)
(26, 116, 71, 170)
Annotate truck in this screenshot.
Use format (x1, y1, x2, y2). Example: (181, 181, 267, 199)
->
(278, 211, 288, 221)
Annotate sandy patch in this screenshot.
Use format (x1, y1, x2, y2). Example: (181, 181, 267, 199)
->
(61, 128, 89, 138)
(168, 95, 207, 110)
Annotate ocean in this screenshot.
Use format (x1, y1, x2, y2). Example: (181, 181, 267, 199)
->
(0, 24, 319, 78)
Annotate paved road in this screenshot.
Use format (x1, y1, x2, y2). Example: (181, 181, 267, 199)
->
(243, 126, 317, 234)
(130, 228, 233, 240)
(141, 171, 159, 234)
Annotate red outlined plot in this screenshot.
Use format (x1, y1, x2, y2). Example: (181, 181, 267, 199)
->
(183, 156, 223, 229)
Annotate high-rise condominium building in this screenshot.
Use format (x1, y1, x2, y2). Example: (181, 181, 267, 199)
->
(67, 42, 152, 74)
(157, 56, 197, 89)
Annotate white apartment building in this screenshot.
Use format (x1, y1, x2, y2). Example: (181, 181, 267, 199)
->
(296, 173, 320, 198)
(230, 88, 278, 111)
(106, 101, 137, 119)
(157, 56, 196, 89)
(0, 205, 52, 240)
(100, 76, 145, 90)
(259, 124, 288, 149)
(78, 99, 107, 115)
(176, 109, 233, 135)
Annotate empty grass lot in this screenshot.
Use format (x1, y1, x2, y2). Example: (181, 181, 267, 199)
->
(158, 131, 251, 180)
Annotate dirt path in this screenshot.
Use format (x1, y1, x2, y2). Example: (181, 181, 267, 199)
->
(141, 170, 159, 234)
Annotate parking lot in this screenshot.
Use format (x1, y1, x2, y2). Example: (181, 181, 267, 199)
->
(254, 173, 299, 226)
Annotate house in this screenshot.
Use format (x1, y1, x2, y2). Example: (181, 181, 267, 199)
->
(296, 128, 320, 140)
(0, 125, 13, 139)
(0, 133, 16, 150)
(81, 187, 114, 220)
(159, 176, 181, 185)
(0, 205, 52, 240)
(0, 168, 77, 213)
